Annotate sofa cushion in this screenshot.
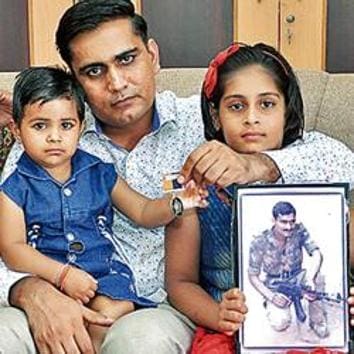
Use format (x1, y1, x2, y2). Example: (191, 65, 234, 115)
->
(295, 69, 329, 131)
(316, 74, 354, 150)
(0, 72, 16, 93)
(156, 68, 205, 97)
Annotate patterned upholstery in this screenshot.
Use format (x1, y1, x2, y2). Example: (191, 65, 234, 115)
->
(0, 127, 14, 172)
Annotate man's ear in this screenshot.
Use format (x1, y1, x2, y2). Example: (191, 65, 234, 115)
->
(146, 38, 161, 75)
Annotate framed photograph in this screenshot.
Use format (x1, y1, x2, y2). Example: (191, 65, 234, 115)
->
(231, 184, 350, 354)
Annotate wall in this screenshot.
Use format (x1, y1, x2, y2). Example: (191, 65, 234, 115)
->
(1, 1, 354, 72)
(142, 0, 233, 68)
(326, 1, 354, 73)
(0, 0, 29, 71)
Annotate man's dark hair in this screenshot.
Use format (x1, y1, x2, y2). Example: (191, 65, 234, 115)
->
(202, 43, 304, 148)
(13, 67, 85, 124)
(56, 0, 148, 66)
(272, 201, 296, 219)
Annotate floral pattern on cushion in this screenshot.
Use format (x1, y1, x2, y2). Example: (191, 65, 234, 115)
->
(0, 126, 14, 173)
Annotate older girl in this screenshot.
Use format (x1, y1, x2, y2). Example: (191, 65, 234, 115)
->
(165, 43, 354, 353)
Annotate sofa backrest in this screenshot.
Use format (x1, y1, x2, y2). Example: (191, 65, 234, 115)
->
(1, 69, 353, 150)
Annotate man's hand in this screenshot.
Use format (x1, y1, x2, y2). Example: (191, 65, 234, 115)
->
(179, 140, 280, 188)
(0, 90, 13, 127)
(10, 277, 113, 354)
(216, 288, 248, 336)
(348, 286, 354, 326)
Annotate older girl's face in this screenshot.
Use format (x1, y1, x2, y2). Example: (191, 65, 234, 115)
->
(218, 64, 286, 153)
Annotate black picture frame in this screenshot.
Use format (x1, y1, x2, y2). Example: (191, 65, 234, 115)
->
(231, 183, 350, 353)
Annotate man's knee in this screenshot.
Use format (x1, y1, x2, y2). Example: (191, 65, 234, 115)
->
(101, 306, 195, 354)
(0, 307, 36, 354)
(266, 304, 291, 332)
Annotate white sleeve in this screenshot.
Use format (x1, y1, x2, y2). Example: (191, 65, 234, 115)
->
(0, 140, 23, 183)
(0, 259, 28, 307)
(0, 142, 28, 306)
(265, 131, 354, 188)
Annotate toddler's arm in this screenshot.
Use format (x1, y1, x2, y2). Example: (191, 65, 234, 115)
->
(0, 192, 97, 303)
(111, 178, 207, 228)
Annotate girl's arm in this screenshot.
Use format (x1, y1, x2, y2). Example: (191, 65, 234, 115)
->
(165, 210, 247, 334)
(111, 178, 205, 228)
(0, 192, 96, 303)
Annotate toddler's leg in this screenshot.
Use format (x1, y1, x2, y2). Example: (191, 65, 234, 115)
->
(89, 295, 134, 353)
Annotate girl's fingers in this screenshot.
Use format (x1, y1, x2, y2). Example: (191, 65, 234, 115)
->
(220, 308, 246, 323)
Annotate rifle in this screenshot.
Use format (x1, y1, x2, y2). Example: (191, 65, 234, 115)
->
(268, 277, 343, 323)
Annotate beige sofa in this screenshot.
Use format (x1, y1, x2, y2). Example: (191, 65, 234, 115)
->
(1, 68, 353, 177)
(1, 68, 353, 149)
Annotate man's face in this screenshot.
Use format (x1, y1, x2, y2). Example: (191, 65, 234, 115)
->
(69, 18, 160, 133)
(273, 213, 296, 238)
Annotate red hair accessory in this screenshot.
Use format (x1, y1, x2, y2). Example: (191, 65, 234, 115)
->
(203, 43, 240, 99)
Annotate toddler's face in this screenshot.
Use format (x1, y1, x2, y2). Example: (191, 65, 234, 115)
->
(217, 64, 285, 153)
(15, 98, 82, 175)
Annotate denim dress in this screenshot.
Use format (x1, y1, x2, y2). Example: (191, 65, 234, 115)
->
(198, 185, 234, 302)
(1, 149, 154, 307)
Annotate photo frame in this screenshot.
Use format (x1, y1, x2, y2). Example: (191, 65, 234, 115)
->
(231, 183, 350, 353)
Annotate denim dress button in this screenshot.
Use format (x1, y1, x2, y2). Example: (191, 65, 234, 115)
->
(67, 253, 77, 263)
(66, 232, 75, 241)
(69, 240, 85, 253)
(63, 188, 72, 197)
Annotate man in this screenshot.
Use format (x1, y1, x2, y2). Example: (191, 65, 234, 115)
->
(0, 1, 352, 353)
(248, 201, 328, 339)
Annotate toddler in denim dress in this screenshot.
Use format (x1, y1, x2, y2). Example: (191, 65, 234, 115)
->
(0, 67, 207, 351)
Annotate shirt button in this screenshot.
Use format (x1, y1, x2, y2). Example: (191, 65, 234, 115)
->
(66, 232, 75, 241)
(67, 253, 77, 263)
(63, 188, 72, 197)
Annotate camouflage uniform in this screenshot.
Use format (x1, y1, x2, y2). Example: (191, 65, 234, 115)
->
(248, 223, 329, 338)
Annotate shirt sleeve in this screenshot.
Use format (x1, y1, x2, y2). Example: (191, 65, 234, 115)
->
(0, 140, 23, 183)
(101, 162, 119, 194)
(298, 223, 319, 256)
(0, 144, 29, 306)
(248, 236, 264, 275)
(0, 259, 28, 307)
(264, 131, 354, 189)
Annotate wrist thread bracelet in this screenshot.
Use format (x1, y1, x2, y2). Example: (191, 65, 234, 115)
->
(56, 264, 71, 291)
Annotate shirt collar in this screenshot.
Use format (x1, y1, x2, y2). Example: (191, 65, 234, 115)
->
(16, 150, 100, 183)
(82, 91, 177, 139)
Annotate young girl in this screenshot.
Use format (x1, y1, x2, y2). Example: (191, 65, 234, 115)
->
(0, 67, 207, 351)
(165, 43, 354, 353)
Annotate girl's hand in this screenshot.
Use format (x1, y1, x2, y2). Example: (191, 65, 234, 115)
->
(61, 267, 98, 304)
(348, 286, 354, 326)
(217, 288, 248, 336)
(177, 179, 209, 210)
